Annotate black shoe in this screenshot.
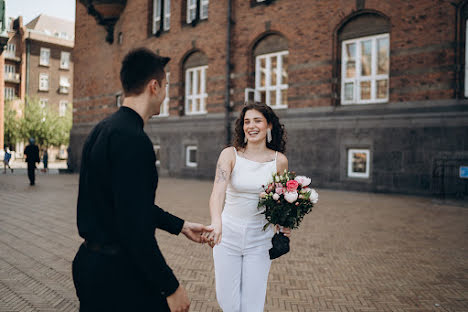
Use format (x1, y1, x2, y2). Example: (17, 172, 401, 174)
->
(30, 182, 35, 186)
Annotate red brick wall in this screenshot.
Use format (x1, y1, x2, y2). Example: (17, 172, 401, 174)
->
(73, 0, 456, 123)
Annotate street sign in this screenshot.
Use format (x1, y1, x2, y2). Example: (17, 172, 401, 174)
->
(460, 166, 468, 179)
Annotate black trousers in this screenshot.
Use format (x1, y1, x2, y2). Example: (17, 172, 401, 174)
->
(27, 163, 36, 185)
(72, 244, 170, 312)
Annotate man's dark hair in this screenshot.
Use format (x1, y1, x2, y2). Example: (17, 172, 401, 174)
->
(120, 48, 170, 96)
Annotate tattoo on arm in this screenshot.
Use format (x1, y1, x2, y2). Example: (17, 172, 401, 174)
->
(215, 163, 228, 183)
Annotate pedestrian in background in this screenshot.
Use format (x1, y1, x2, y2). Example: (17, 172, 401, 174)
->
(24, 138, 40, 185)
(42, 149, 48, 173)
(3, 146, 13, 174)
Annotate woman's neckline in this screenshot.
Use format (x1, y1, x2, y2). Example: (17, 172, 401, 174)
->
(235, 153, 276, 164)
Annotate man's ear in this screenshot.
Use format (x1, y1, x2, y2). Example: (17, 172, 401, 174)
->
(148, 79, 160, 94)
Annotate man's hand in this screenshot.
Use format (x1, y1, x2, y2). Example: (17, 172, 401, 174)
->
(181, 221, 213, 243)
(166, 285, 190, 312)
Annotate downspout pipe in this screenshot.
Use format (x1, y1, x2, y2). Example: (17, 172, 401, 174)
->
(224, 0, 232, 146)
(26, 31, 30, 103)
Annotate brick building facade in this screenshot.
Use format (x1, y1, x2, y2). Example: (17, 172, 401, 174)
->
(70, 0, 468, 197)
(3, 15, 74, 158)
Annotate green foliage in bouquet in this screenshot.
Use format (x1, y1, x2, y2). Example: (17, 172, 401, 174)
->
(258, 170, 317, 230)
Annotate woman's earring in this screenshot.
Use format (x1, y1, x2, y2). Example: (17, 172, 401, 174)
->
(267, 128, 272, 143)
(244, 136, 248, 143)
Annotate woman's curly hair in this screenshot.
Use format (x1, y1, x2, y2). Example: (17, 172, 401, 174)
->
(232, 101, 287, 153)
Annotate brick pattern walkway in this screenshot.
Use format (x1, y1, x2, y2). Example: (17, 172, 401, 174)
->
(0, 174, 467, 312)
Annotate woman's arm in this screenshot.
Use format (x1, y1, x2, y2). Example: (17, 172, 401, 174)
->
(276, 152, 288, 174)
(207, 147, 235, 246)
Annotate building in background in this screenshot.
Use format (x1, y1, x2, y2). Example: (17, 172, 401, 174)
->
(2, 14, 74, 159)
(70, 0, 468, 198)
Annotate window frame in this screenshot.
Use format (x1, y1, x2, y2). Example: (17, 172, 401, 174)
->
(255, 50, 289, 109)
(5, 87, 15, 100)
(158, 72, 170, 117)
(341, 33, 390, 105)
(185, 145, 198, 168)
(60, 51, 70, 69)
(40, 48, 51, 66)
(186, 0, 208, 24)
(347, 148, 370, 178)
(185, 65, 208, 115)
(59, 76, 70, 94)
(465, 20, 468, 98)
(5, 43, 16, 58)
(39, 73, 49, 91)
(39, 98, 48, 108)
(59, 100, 68, 117)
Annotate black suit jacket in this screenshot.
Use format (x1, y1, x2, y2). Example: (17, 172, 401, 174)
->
(24, 144, 40, 164)
(76, 106, 184, 297)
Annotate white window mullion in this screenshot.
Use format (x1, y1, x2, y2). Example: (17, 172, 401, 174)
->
(185, 70, 190, 113)
(164, 0, 171, 30)
(201, 67, 206, 112)
(153, 0, 162, 34)
(265, 57, 271, 106)
(193, 69, 198, 113)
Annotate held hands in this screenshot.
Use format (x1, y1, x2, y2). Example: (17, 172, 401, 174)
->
(166, 285, 190, 312)
(203, 222, 222, 248)
(181, 221, 213, 244)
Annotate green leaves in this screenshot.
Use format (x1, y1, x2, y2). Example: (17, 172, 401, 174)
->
(4, 98, 72, 149)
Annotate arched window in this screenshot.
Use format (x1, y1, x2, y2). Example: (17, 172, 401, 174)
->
(337, 12, 390, 105)
(183, 51, 208, 115)
(253, 34, 289, 108)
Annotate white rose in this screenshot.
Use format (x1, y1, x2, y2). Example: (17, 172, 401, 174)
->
(295, 176, 311, 187)
(309, 189, 319, 204)
(275, 175, 280, 182)
(284, 191, 298, 203)
(272, 193, 280, 201)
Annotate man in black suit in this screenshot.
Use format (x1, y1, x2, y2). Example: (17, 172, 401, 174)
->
(72, 48, 212, 312)
(24, 138, 40, 185)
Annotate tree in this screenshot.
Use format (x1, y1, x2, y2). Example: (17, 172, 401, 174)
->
(3, 100, 21, 149)
(19, 98, 72, 148)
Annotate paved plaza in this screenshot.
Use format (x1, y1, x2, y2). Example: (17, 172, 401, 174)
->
(0, 173, 467, 312)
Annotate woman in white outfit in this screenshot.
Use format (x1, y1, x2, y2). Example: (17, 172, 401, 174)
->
(205, 102, 291, 312)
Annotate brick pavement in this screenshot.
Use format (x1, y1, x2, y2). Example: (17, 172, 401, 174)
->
(0, 174, 467, 312)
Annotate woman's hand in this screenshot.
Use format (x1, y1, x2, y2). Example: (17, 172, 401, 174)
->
(276, 225, 291, 237)
(204, 222, 222, 248)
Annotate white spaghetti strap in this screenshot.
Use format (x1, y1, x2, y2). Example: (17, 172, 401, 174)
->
(275, 151, 278, 160)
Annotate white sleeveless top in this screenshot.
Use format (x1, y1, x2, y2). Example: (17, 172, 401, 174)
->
(223, 148, 278, 222)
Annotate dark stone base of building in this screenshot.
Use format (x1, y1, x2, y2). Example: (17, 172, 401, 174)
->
(69, 100, 468, 198)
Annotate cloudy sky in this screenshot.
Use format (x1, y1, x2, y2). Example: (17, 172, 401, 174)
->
(6, 0, 75, 24)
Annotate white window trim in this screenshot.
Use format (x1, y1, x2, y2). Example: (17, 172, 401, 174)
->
(465, 20, 468, 97)
(5, 64, 15, 73)
(40, 48, 50, 66)
(186, 0, 197, 23)
(5, 87, 15, 100)
(341, 33, 389, 105)
(158, 72, 170, 117)
(200, 0, 209, 20)
(59, 100, 68, 117)
(185, 65, 208, 115)
(60, 51, 70, 69)
(255, 51, 289, 109)
(153, 145, 161, 166)
(186, 145, 198, 167)
(347, 149, 370, 178)
(153, 0, 162, 34)
(39, 98, 48, 108)
(39, 73, 49, 91)
(164, 0, 171, 31)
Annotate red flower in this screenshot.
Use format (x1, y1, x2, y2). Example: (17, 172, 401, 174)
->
(286, 180, 299, 192)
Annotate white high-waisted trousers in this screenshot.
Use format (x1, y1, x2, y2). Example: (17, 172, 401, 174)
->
(213, 213, 275, 312)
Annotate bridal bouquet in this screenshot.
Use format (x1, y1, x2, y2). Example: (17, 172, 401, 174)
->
(258, 170, 318, 259)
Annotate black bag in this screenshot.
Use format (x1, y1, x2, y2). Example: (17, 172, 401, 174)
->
(269, 232, 290, 260)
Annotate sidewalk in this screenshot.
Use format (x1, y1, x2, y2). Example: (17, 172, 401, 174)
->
(0, 174, 467, 312)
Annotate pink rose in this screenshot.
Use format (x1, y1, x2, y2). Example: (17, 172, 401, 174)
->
(260, 192, 267, 199)
(275, 183, 285, 195)
(286, 180, 299, 192)
(266, 183, 275, 193)
(295, 176, 311, 187)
